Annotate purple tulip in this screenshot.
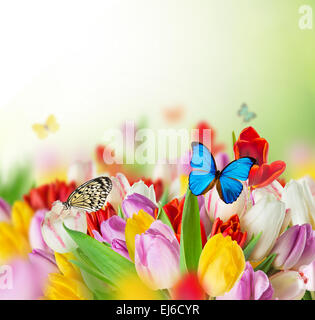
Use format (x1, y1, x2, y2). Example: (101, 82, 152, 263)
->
(271, 223, 315, 270)
(92, 215, 130, 260)
(0, 198, 10, 222)
(122, 192, 157, 218)
(134, 220, 180, 290)
(217, 262, 274, 300)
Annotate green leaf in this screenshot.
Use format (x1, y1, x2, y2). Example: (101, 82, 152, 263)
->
(117, 206, 125, 219)
(232, 131, 237, 146)
(302, 291, 313, 300)
(64, 225, 137, 285)
(243, 232, 262, 260)
(254, 253, 277, 273)
(179, 188, 202, 273)
(0, 162, 34, 205)
(159, 187, 169, 207)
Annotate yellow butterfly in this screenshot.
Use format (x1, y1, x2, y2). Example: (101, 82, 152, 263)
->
(32, 115, 59, 139)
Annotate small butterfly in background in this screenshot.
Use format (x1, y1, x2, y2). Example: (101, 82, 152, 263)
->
(237, 103, 256, 122)
(63, 176, 112, 212)
(189, 142, 256, 204)
(32, 114, 59, 139)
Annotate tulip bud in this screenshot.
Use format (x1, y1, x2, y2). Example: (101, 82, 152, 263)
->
(29, 209, 51, 251)
(271, 224, 315, 270)
(240, 194, 285, 261)
(205, 182, 248, 223)
(125, 210, 155, 261)
(107, 173, 131, 211)
(92, 216, 130, 260)
(217, 262, 273, 300)
(41, 201, 87, 253)
(122, 193, 157, 219)
(270, 271, 306, 300)
(198, 233, 245, 297)
(282, 179, 315, 229)
(127, 180, 157, 205)
(134, 220, 180, 290)
(299, 259, 315, 292)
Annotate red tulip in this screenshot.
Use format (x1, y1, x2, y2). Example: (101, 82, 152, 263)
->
(24, 180, 76, 211)
(86, 202, 117, 237)
(234, 127, 286, 189)
(172, 272, 206, 300)
(210, 214, 247, 248)
(163, 198, 207, 247)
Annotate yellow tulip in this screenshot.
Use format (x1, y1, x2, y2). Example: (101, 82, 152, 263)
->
(114, 273, 162, 300)
(125, 209, 155, 261)
(198, 233, 245, 297)
(0, 201, 34, 263)
(43, 252, 92, 300)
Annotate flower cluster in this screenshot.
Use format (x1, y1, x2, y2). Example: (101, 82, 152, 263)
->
(0, 125, 315, 300)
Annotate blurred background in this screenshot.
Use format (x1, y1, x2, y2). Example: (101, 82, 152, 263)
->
(0, 0, 314, 184)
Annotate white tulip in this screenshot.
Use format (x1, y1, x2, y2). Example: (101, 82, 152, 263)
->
(282, 179, 315, 229)
(205, 182, 249, 223)
(270, 271, 306, 300)
(41, 201, 87, 253)
(127, 180, 157, 205)
(241, 194, 285, 261)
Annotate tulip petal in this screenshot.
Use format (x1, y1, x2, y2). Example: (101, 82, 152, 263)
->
(270, 271, 306, 300)
(249, 161, 286, 189)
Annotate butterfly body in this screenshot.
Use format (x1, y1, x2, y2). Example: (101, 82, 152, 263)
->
(189, 142, 256, 204)
(63, 176, 112, 212)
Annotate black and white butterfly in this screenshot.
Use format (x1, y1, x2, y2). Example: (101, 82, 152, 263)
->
(62, 176, 112, 212)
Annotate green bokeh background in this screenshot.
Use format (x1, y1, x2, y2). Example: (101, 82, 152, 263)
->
(0, 0, 314, 181)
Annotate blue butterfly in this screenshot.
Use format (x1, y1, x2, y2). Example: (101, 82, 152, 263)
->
(189, 142, 256, 204)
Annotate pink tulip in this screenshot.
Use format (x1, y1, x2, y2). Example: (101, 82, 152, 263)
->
(122, 193, 157, 218)
(134, 220, 180, 290)
(0, 249, 57, 300)
(217, 262, 273, 300)
(271, 224, 315, 270)
(299, 259, 315, 291)
(92, 215, 130, 260)
(29, 209, 51, 252)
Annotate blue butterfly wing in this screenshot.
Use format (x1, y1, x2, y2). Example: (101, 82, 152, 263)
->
(221, 157, 256, 181)
(189, 142, 217, 195)
(217, 176, 244, 204)
(190, 142, 216, 173)
(217, 157, 255, 203)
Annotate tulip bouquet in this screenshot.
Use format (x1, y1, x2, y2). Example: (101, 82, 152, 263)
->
(0, 124, 315, 300)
